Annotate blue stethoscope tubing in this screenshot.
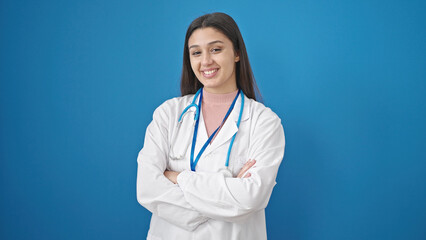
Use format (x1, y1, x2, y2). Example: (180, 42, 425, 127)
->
(178, 88, 244, 171)
(178, 89, 202, 122)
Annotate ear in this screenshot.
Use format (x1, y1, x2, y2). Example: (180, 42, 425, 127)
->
(235, 51, 240, 62)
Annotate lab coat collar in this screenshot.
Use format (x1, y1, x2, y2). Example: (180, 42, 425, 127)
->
(185, 91, 250, 119)
(232, 93, 250, 122)
(188, 90, 250, 121)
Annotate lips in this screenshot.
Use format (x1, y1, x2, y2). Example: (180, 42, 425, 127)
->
(202, 68, 219, 78)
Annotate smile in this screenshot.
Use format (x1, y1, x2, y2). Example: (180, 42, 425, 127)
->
(202, 68, 218, 78)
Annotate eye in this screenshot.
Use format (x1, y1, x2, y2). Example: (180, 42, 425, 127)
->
(211, 48, 222, 53)
(191, 51, 201, 56)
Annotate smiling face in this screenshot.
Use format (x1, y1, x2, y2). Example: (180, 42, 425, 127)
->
(188, 27, 240, 94)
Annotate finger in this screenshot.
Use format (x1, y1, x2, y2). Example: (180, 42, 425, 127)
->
(237, 160, 251, 178)
(237, 159, 256, 178)
(243, 159, 256, 169)
(247, 159, 256, 167)
(241, 160, 256, 178)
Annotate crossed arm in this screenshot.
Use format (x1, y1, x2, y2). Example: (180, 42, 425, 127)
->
(137, 103, 284, 230)
(164, 159, 256, 183)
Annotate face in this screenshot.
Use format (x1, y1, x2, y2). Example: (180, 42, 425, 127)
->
(188, 27, 240, 94)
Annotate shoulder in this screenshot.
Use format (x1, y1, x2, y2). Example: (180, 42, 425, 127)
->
(152, 94, 195, 121)
(244, 97, 285, 149)
(246, 97, 282, 126)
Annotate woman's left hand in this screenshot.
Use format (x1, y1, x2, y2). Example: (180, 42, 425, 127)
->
(164, 170, 180, 184)
(237, 159, 256, 178)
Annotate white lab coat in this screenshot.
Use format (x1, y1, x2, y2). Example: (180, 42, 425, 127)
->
(137, 92, 285, 240)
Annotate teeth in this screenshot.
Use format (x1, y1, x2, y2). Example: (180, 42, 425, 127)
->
(203, 69, 217, 75)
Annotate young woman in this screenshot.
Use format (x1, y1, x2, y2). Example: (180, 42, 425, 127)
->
(137, 12, 285, 240)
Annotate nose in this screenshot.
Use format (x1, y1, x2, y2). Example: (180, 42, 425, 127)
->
(201, 53, 213, 66)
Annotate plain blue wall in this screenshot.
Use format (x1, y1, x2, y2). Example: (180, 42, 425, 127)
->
(1, 0, 425, 239)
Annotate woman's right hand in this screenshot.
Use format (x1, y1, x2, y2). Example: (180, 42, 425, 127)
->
(236, 159, 256, 178)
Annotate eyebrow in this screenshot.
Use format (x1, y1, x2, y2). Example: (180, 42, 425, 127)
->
(189, 40, 224, 49)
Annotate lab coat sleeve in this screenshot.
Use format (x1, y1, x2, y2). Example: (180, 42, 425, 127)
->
(176, 108, 285, 222)
(137, 103, 209, 231)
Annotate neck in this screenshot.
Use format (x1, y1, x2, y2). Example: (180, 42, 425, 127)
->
(202, 88, 239, 104)
(203, 87, 238, 94)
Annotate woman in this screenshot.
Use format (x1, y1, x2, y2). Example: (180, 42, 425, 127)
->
(137, 12, 285, 240)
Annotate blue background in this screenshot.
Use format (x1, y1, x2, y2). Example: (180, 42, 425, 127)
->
(1, 0, 425, 239)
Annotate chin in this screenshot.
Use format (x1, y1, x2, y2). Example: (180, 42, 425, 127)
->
(202, 82, 221, 89)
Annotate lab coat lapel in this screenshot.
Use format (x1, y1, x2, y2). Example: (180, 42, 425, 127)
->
(194, 109, 209, 156)
(203, 94, 250, 156)
(203, 117, 238, 156)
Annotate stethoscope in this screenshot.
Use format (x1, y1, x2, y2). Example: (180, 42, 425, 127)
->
(172, 88, 244, 171)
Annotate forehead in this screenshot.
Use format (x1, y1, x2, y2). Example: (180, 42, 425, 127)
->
(188, 27, 231, 47)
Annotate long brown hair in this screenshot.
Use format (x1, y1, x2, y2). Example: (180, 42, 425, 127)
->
(180, 12, 261, 101)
